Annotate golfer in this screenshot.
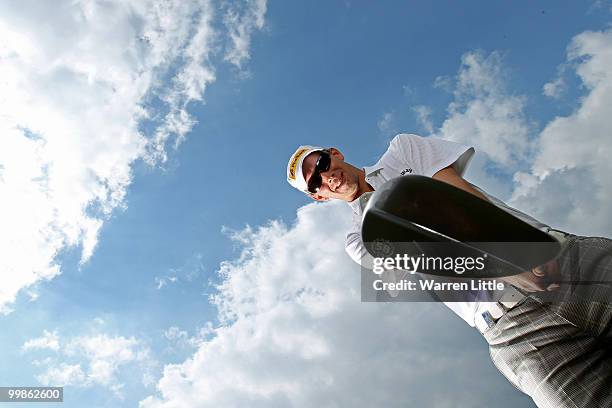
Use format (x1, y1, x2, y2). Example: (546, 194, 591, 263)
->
(286, 134, 612, 408)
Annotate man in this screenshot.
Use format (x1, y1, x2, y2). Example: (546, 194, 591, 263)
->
(286, 134, 612, 408)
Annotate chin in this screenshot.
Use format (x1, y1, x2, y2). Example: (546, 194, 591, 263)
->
(344, 185, 359, 200)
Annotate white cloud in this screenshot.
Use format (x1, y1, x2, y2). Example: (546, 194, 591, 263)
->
(0, 0, 266, 313)
(26, 331, 155, 396)
(377, 111, 395, 132)
(425, 37, 612, 236)
(164, 323, 213, 350)
(22, 330, 60, 352)
(413, 105, 434, 134)
(26, 290, 39, 302)
(223, 0, 268, 69)
(155, 274, 178, 290)
(65, 334, 149, 386)
(37, 363, 87, 386)
(433, 75, 453, 92)
(542, 75, 566, 99)
(140, 25, 612, 408)
(140, 202, 519, 407)
(588, 0, 612, 14)
(406, 50, 534, 200)
(155, 253, 206, 289)
(163, 327, 190, 343)
(435, 51, 531, 170)
(510, 28, 612, 235)
(145, 0, 216, 163)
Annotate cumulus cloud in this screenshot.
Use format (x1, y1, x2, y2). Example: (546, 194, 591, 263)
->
(24, 331, 155, 396)
(38, 363, 87, 387)
(425, 36, 612, 235)
(435, 51, 531, 170)
(0, 0, 266, 313)
(139, 25, 612, 408)
(510, 28, 612, 235)
(140, 202, 519, 407)
(22, 330, 60, 352)
(407, 50, 535, 201)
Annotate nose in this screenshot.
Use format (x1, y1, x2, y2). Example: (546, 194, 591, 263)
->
(321, 169, 341, 191)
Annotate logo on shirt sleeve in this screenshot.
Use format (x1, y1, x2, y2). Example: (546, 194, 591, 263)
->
(400, 168, 413, 176)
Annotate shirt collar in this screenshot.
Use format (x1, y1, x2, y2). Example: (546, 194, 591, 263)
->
(364, 163, 383, 178)
(347, 163, 384, 214)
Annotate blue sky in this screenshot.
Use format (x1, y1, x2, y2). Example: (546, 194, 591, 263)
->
(1, 1, 612, 407)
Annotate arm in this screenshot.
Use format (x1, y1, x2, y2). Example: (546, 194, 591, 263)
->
(432, 166, 489, 202)
(431, 166, 560, 292)
(346, 226, 403, 298)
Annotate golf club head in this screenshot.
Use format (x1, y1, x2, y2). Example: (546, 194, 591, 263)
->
(361, 176, 561, 278)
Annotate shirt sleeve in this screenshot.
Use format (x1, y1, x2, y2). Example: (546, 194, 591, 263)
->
(345, 215, 404, 298)
(390, 134, 475, 177)
(345, 212, 375, 269)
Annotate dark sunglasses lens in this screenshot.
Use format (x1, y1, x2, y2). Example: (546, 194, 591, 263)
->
(308, 173, 322, 193)
(316, 152, 331, 172)
(307, 151, 330, 194)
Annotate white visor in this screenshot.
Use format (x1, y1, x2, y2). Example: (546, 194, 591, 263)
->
(286, 145, 325, 193)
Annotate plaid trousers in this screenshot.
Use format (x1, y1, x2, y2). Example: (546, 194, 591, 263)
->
(483, 235, 612, 408)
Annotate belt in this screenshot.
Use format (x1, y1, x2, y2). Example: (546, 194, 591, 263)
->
(474, 228, 571, 334)
(475, 285, 526, 334)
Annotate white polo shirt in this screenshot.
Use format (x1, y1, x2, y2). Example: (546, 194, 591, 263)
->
(346, 134, 550, 327)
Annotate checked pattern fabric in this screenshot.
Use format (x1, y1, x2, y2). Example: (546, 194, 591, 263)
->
(484, 235, 612, 408)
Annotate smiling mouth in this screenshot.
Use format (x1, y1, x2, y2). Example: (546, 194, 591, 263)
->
(336, 172, 344, 190)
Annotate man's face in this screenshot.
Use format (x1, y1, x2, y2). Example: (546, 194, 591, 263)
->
(302, 148, 362, 202)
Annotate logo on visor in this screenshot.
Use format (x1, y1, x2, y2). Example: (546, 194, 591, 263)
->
(288, 148, 309, 180)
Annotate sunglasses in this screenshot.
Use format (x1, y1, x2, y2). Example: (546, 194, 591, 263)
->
(307, 150, 331, 194)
